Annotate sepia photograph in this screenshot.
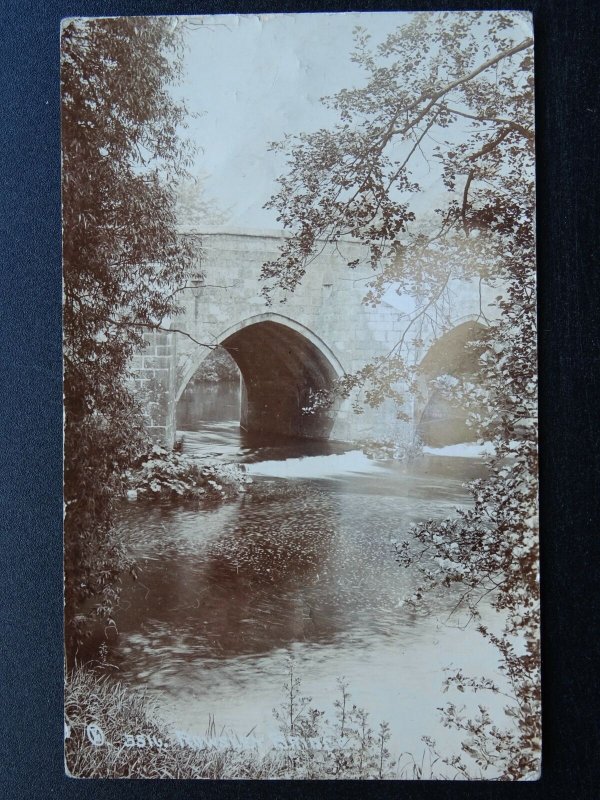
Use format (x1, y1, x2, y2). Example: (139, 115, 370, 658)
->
(62, 11, 539, 780)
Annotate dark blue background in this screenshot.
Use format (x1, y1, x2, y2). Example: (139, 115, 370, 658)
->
(1, 0, 598, 797)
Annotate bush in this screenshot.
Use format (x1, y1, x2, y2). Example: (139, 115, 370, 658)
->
(272, 660, 397, 779)
(359, 437, 423, 462)
(130, 444, 252, 501)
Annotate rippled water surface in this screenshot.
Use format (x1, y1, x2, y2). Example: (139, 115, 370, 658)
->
(104, 384, 506, 762)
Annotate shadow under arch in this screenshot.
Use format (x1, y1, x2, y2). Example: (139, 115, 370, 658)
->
(176, 313, 346, 440)
(416, 319, 488, 447)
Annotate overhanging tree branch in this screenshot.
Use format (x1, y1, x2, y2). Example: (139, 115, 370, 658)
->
(444, 106, 534, 142)
(107, 318, 218, 349)
(394, 37, 533, 137)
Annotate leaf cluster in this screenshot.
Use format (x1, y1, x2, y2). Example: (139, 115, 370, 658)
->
(131, 444, 252, 500)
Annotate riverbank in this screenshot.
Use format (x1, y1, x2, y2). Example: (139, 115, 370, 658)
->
(65, 668, 286, 778)
(65, 666, 436, 779)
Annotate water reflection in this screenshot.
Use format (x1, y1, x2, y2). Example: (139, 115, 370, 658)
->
(105, 392, 502, 761)
(177, 381, 241, 428)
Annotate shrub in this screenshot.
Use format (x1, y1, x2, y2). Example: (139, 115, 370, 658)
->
(359, 437, 423, 462)
(131, 444, 252, 501)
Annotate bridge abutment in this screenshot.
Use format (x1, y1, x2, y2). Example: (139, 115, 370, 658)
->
(130, 329, 177, 446)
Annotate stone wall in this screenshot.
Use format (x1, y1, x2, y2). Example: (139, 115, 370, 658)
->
(130, 328, 176, 444)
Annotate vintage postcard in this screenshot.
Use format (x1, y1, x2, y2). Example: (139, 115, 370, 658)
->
(63, 11, 539, 779)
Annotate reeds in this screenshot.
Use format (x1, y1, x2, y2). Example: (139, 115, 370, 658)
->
(65, 668, 288, 778)
(64, 664, 413, 780)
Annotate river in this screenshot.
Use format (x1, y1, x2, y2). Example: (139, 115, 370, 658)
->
(105, 382, 507, 772)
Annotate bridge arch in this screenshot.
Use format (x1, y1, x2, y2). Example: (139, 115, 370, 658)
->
(176, 313, 347, 440)
(416, 319, 488, 447)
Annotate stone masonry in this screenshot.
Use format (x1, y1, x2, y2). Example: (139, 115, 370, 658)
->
(131, 229, 498, 447)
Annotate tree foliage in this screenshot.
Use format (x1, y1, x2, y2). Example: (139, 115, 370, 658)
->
(263, 11, 538, 779)
(62, 17, 196, 654)
(263, 11, 533, 297)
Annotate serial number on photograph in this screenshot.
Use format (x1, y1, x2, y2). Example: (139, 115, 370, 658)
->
(82, 723, 209, 751)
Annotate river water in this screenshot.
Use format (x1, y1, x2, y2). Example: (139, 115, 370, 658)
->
(107, 383, 506, 770)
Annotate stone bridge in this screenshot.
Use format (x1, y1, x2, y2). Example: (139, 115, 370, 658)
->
(131, 229, 497, 448)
